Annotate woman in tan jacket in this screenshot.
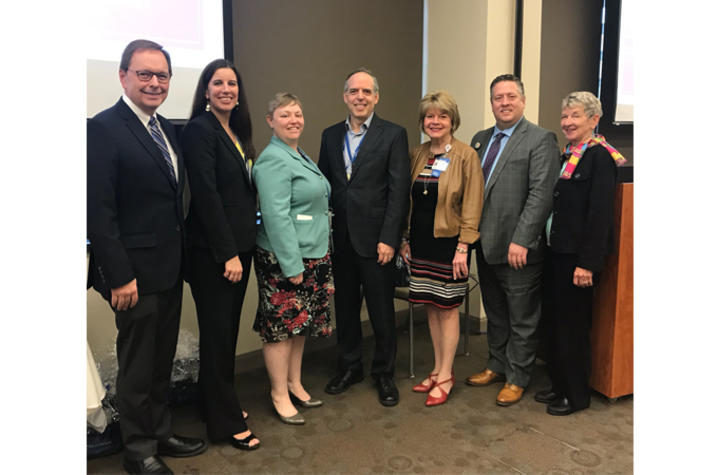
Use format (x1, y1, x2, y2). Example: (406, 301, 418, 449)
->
(400, 91, 484, 406)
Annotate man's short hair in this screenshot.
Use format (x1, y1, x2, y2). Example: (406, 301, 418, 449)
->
(343, 67, 379, 94)
(490, 73, 524, 98)
(120, 39, 172, 76)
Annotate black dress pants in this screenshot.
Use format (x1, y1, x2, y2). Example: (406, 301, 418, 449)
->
(114, 279, 182, 460)
(188, 247, 252, 440)
(542, 250, 595, 409)
(331, 236, 397, 378)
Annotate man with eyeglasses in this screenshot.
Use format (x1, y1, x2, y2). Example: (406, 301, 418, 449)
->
(87, 39, 206, 475)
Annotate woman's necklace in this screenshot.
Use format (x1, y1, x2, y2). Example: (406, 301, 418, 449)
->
(423, 143, 452, 195)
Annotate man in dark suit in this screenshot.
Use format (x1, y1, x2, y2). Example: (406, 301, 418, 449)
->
(465, 74, 560, 406)
(318, 68, 410, 406)
(87, 39, 206, 475)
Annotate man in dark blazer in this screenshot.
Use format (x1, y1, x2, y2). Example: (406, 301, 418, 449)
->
(465, 74, 560, 407)
(318, 68, 410, 406)
(87, 39, 206, 475)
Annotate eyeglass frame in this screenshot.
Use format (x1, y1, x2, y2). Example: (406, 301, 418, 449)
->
(128, 69, 172, 83)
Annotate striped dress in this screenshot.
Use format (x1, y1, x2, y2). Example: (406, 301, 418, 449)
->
(408, 154, 468, 308)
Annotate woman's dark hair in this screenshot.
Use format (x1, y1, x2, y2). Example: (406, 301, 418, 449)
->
(189, 59, 255, 159)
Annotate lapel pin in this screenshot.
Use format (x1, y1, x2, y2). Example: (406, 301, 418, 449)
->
(474, 142, 481, 149)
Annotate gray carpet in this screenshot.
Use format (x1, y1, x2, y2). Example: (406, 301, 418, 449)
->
(87, 311, 633, 474)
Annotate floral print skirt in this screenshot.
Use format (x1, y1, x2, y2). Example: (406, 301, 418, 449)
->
(253, 246, 334, 343)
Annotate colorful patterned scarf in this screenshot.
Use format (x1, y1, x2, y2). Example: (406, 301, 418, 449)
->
(561, 134, 626, 180)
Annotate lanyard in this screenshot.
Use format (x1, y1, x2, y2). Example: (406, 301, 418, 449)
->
(343, 131, 366, 175)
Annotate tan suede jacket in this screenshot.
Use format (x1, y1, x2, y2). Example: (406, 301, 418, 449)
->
(402, 138, 484, 244)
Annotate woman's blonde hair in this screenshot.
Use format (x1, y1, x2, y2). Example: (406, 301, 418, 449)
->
(418, 90, 460, 134)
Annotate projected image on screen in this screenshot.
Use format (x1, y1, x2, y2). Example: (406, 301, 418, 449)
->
(87, 0, 224, 119)
(614, 0, 633, 124)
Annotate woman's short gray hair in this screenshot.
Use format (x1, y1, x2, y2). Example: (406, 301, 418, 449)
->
(561, 91, 603, 118)
(267, 92, 302, 117)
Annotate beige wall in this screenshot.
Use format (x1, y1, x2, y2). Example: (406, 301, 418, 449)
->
(234, 0, 424, 160)
(538, 0, 602, 139)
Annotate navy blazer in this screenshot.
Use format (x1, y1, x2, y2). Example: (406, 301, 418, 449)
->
(547, 145, 617, 272)
(182, 111, 256, 265)
(318, 114, 410, 257)
(87, 99, 185, 299)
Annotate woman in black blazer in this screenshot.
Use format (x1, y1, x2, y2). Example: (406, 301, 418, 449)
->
(536, 91, 624, 416)
(181, 59, 260, 449)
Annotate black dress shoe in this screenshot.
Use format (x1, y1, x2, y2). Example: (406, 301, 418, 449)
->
(157, 434, 207, 458)
(325, 369, 364, 394)
(123, 455, 173, 475)
(376, 375, 399, 406)
(547, 397, 588, 416)
(534, 388, 562, 404)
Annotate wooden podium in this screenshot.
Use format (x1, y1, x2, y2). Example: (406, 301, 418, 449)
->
(590, 183, 633, 399)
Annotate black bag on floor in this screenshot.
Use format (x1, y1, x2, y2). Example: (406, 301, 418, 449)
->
(87, 394, 123, 459)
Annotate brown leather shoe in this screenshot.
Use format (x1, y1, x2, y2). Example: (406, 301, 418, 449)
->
(465, 368, 506, 387)
(496, 383, 524, 406)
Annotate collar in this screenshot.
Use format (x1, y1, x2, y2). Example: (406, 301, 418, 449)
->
(492, 116, 523, 139)
(344, 112, 374, 134)
(122, 93, 156, 127)
(270, 135, 301, 158)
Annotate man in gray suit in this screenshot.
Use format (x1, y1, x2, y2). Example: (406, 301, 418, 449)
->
(465, 74, 560, 406)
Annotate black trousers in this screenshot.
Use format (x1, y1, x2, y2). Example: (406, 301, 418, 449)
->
(114, 279, 182, 460)
(331, 236, 397, 378)
(541, 250, 595, 408)
(188, 247, 252, 441)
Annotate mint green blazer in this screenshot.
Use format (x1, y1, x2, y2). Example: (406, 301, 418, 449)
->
(253, 135, 332, 278)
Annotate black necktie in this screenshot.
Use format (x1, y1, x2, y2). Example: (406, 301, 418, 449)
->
(482, 132, 505, 183)
(149, 116, 177, 182)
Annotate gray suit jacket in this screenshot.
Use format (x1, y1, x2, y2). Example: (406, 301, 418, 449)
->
(471, 118, 560, 265)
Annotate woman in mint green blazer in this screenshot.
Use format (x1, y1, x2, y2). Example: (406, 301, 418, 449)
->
(252, 93, 334, 425)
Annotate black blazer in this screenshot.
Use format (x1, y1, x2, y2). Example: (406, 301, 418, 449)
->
(87, 99, 185, 299)
(181, 111, 256, 264)
(318, 114, 410, 257)
(548, 145, 617, 272)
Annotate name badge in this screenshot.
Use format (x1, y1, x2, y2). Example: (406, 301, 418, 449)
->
(431, 157, 450, 177)
(297, 214, 313, 221)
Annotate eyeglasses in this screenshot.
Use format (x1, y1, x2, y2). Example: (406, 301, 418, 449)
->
(129, 69, 171, 83)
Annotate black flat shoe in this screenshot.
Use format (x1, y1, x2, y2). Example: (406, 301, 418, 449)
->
(325, 369, 364, 394)
(123, 455, 173, 474)
(231, 432, 261, 451)
(534, 388, 562, 404)
(547, 397, 588, 416)
(376, 375, 399, 406)
(157, 434, 207, 458)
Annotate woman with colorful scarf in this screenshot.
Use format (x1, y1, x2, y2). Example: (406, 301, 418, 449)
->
(535, 91, 625, 416)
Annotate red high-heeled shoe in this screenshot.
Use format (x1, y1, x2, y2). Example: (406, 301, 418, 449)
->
(412, 373, 437, 393)
(425, 376, 455, 407)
